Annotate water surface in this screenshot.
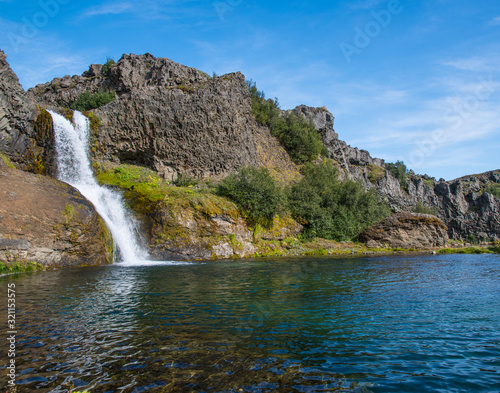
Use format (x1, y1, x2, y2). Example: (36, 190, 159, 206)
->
(1, 254, 499, 392)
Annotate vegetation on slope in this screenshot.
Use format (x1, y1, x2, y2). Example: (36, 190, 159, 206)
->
(216, 162, 390, 241)
(385, 160, 408, 190)
(70, 90, 116, 111)
(287, 161, 391, 240)
(484, 183, 500, 199)
(247, 80, 326, 164)
(216, 167, 284, 228)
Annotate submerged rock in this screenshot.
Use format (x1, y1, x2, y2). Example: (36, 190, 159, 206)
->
(359, 213, 449, 249)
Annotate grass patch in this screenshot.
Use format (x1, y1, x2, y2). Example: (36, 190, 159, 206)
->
(437, 247, 494, 255)
(367, 164, 385, 184)
(0, 261, 45, 274)
(413, 202, 439, 216)
(96, 163, 240, 218)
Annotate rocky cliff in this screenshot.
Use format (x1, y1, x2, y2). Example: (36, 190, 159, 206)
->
(3, 51, 499, 245)
(0, 50, 56, 175)
(31, 53, 299, 183)
(292, 105, 500, 242)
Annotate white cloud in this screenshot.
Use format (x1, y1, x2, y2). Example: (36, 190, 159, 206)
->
(82, 2, 133, 17)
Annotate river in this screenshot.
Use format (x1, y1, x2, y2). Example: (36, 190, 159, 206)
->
(1, 254, 499, 392)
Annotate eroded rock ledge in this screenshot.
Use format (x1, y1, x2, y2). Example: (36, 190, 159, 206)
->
(359, 213, 449, 249)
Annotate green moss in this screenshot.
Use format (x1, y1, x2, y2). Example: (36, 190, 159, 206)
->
(367, 164, 386, 184)
(0, 153, 15, 168)
(0, 260, 45, 274)
(30, 107, 55, 174)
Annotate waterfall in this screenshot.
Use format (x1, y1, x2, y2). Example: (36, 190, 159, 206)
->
(49, 110, 149, 263)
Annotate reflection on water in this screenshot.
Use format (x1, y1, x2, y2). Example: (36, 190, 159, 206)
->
(1, 254, 500, 392)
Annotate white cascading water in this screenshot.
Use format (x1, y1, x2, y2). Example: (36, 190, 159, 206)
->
(49, 110, 149, 264)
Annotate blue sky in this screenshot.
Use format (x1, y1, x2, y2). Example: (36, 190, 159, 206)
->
(1, 0, 499, 180)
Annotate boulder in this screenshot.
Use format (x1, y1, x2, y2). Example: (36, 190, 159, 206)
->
(0, 160, 113, 267)
(359, 213, 448, 249)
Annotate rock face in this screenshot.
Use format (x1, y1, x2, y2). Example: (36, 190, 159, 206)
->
(0, 50, 57, 175)
(31, 53, 298, 182)
(0, 159, 113, 267)
(359, 213, 449, 249)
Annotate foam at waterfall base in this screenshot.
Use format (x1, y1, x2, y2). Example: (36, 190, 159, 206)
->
(115, 259, 197, 267)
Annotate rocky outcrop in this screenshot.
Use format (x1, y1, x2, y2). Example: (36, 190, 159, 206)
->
(0, 159, 113, 267)
(293, 104, 500, 241)
(359, 213, 448, 249)
(31, 53, 298, 181)
(0, 50, 57, 175)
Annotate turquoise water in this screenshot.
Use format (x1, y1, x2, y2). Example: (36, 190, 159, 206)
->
(1, 254, 499, 392)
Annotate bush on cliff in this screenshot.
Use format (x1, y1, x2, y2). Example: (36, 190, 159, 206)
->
(385, 160, 408, 190)
(70, 90, 116, 111)
(102, 57, 116, 77)
(247, 80, 325, 163)
(287, 161, 391, 241)
(484, 183, 500, 199)
(216, 166, 284, 227)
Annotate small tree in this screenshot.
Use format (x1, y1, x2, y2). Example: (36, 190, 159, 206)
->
(385, 160, 408, 190)
(102, 57, 116, 77)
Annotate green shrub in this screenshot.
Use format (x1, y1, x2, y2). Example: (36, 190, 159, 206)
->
(102, 57, 116, 77)
(367, 164, 386, 184)
(174, 172, 198, 187)
(412, 202, 439, 216)
(484, 183, 500, 199)
(247, 80, 325, 163)
(287, 161, 390, 241)
(216, 166, 285, 227)
(385, 160, 408, 190)
(70, 90, 116, 111)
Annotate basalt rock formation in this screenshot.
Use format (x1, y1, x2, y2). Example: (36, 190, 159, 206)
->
(0, 50, 56, 175)
(359, 213, 449, 249)
(2, 51, 499, 246)
(31, 53, 298, 183)
(0, 158, 113, 267)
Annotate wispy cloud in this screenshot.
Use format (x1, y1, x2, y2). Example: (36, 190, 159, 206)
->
(489, 16, 500, 25)
(82, 2, 133, 17)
